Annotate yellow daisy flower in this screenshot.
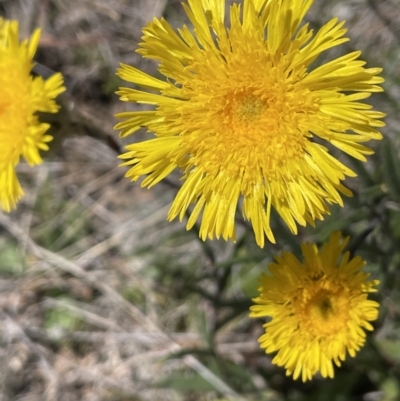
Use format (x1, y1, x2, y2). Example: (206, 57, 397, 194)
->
(0, 18, 65, 212)
(249, 232, 379, 381)
(115, 0, 385, 247)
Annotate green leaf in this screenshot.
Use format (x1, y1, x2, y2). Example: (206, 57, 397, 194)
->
(155, 371, 217, 391)
(0, 238, 25, 275)
(44, 299, 84, 331)
(389, 209, 400, 238)
(343, 154, 376, 187)
(375, 339, 400, 364)
(381, 377, 400, 401)
(313, 206, 368, 239)
(381, 138, 400, 201)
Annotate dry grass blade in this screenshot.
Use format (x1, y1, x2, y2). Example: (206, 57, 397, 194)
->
(0, 212, 247, 401)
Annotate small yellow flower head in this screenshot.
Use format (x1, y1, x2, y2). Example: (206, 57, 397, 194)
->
(249, 232, 379, 382)
(115, 0, 385, 247)
(0, 18, 65, 211)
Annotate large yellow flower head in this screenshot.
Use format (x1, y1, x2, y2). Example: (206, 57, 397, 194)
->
(116, 0, 384, 247)
(249, 232, 379, 381)
(0, 18, 65, 212)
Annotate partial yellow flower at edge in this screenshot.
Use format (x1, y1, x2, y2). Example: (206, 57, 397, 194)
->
(0, 18, 65, 212)
(115, 0, 385, 248)
(249, 232, 380, 382)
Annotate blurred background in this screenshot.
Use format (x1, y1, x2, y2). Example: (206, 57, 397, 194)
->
(0, 0, 399, 400)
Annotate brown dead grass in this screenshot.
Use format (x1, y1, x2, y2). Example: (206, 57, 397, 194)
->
(0, 0, 398, 400)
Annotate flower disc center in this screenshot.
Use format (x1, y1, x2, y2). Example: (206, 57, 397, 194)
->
(0, 61, 30, 154)
(231, 94, 266, 122)
(219, 90, 278, 147)
(300, 288, 349, 336)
